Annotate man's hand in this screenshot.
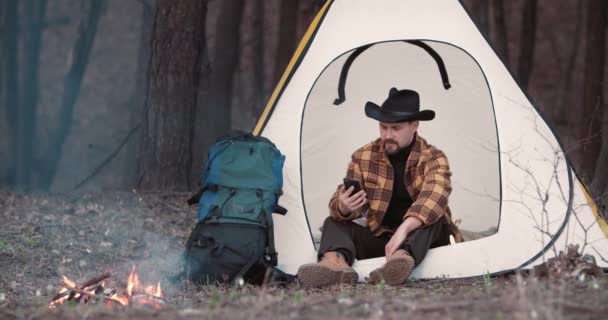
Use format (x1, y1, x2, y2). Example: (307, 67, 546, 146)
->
(385, 223, 408, 258)
(337, 185, 367, 216)
(385, 217, 423, 258)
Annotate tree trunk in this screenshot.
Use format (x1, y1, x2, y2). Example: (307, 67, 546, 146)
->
(121, 0, 158, 188)
(585, 0, 607, 193)
(471, 0, 489, 37)
(517, 0, 538, 90)
(41, 1, 106, 190)
(0, 1, 20, 187)
(296, 0, 319, 45)
(555, 1, 584, 130)
(16, 0, 47, 190)
(274, 0, 299, 85)
(192, 0, 244, 187)
(209, 0, 244, 129)
(231, 0, 262, 131)
(254, 0, 265, 111)
(138, 0, 207, 191)
(189, 41, 211, 188)
(591, 108, 608, 214)
(488, 0, 509, 66)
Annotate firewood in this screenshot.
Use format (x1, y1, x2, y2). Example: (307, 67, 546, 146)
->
(58, 279, 98, 300)
(79, 272, 111, 289)
(50, 290, 71, 303)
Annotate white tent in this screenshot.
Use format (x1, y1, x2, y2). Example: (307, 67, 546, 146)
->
(253, 0, 608, 279)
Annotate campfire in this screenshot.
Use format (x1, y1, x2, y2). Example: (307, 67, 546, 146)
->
(49, 266, 165, 308)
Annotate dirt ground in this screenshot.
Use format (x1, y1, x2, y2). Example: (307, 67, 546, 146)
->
(1, 191, 607, 320)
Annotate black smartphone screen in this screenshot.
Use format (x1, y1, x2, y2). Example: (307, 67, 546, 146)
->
(343, 178, 362, 194)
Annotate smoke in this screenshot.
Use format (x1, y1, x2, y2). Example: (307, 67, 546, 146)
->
(0, 189, 197, 303)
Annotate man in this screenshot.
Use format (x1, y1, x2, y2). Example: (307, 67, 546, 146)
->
(297, 88, 463, 288)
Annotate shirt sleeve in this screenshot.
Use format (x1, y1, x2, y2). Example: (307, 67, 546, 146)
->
(403, 150, 452, 225)
(329, 153, 367, 221)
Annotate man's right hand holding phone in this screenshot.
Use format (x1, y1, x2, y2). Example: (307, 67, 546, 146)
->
(337, 184, 368, 216)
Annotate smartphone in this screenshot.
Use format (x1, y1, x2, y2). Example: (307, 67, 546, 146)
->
(343, 178, 362, 194)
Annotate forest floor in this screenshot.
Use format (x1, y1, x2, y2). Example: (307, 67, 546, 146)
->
(0, 191, 607, 320)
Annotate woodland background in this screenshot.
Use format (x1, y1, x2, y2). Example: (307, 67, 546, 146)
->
(0, 0, 607, 212)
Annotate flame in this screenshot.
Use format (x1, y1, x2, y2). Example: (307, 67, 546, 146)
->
(107, 292, 129, 306)
(126, 265, 139, 296)
(62, 276, 76, 288)
(127, 266, 162, 298)
(49, 275, 77, 308)
(50, 266, 162, 308)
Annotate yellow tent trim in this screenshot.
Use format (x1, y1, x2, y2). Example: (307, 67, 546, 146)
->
(580, 180, 608, 238)
(253, 0, 332, 136)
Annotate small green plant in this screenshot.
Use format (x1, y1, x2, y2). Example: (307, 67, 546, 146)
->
(291, 292, 303, 303)
(376, 279, 385, 291)
(0, 241, 9, 248)
(483, 271, 492, 288)
(229, 289, 240, 300)
(209, 288, 222, 308)
(495, 310, 504, 320)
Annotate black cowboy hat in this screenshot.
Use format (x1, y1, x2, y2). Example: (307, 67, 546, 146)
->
(364, 88, 435, 123)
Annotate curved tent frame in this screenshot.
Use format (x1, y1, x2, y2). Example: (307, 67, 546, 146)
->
(333, 40, 452, 106)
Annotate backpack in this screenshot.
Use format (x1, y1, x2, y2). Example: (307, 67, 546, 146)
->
(184, 131, 290, 285)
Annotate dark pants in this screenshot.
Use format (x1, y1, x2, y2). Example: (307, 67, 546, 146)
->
(317, 217, 451, 266)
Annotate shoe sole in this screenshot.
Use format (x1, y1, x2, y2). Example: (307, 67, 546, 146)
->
(381, 256, 415, 286)
(368, 267, 383, 285)
(297, 264, 359, 289)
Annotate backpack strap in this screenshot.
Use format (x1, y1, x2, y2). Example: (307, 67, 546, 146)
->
(187, 187, 204, 206)
(264, 208, 278, 266)
(233, 255, 260, 286)
(274, 205, 287, 216)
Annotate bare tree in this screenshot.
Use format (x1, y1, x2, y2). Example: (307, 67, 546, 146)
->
(587, 0, 608, 212)
(463, 0, 508, 68)
(553, 1, 584, 129)
(471, 0, 489, 37)
(254, 0, 266, 111)
(72, 0, 160, 192)
(517, 0, 538, 90)
(487, 0, 509, 66)
(137, 0, 207, 191)
(41, 1, 106, 190)
(186, 0, 244, 189)
(211, 0, 245, 124)
(274, 0, 299, 85)
(580, 0, 607, 185)
(16, 0, 47, 190)
(0, 1, 20, 186)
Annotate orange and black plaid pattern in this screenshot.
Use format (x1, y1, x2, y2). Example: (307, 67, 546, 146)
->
(328, 134, 463, 242)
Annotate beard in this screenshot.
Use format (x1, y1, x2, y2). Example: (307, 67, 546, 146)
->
(383, 140, 404, 155)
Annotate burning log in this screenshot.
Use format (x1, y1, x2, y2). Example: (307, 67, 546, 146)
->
(132, 293, 168, 308)
(49, 267, 164, 309)
(79, 272, 111, 289)
(50, 274, 107, 306)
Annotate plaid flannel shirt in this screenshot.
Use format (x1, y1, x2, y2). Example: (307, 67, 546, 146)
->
(329, 134, 463, 242)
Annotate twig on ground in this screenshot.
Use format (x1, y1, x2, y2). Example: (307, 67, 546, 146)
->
(552, 299, 608, 314)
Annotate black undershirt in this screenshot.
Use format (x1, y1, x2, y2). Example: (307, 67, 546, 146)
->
(383, 141, 414, 230)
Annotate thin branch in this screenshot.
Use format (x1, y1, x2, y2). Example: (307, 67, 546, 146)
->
(72, 123, 141, 190)
(591, 246, 608, 264)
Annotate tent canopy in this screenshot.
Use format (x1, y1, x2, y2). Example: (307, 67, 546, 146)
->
(254, 0, 608, 279)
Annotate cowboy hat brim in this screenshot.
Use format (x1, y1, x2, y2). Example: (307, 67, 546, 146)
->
(364, 102, 435, 123)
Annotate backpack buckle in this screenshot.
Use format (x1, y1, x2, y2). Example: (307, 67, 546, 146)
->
(194, 236, 214, 248)
(265, 252, 278, 266)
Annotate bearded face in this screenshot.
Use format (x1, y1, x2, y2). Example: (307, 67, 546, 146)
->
(379, 121, 419, 155)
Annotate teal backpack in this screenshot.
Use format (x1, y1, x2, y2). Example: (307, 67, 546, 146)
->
(185, 131, 289, 284)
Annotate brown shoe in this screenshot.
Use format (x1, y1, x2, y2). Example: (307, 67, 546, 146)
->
(297, 251, 359, 288)
(368, 249, 415, 286)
